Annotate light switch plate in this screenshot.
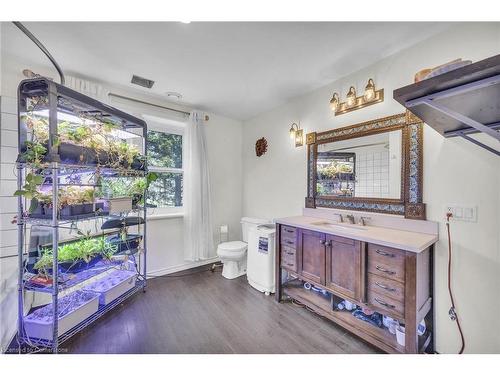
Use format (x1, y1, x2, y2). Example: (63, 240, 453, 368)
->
(446, 205, 477, 222)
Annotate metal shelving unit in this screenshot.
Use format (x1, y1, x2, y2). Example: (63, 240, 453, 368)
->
(16, 78, 148, 353)
(394, 54, 500, 156)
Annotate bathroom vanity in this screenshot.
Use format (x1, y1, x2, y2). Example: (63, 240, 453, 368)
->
(275, 112, 438, 353)
(275, 213, 437, 354)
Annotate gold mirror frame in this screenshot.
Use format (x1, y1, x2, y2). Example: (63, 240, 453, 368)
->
(305, 111, 426, 220)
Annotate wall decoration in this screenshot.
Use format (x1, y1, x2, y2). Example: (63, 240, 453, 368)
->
(255, 137, 268, 157)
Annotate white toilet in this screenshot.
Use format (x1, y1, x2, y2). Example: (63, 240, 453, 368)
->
(217, 217, 269, 279)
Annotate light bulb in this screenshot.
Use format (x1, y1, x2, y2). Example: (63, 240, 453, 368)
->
(329, 93, 339, 112)
(346, 86, 356, 107)
(289, 128, 296, 139)
(364, 78, 376, 101)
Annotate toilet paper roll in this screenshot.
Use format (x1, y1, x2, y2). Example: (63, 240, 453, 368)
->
(220, 225, 228, 234)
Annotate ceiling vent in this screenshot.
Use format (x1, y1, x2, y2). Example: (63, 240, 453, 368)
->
(131, 75, 155, 89)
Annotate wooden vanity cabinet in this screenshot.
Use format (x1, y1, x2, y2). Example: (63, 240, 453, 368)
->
(276, 224, 433, 354)
(296, 229, 326, 285)
(325, 235, 364, 302)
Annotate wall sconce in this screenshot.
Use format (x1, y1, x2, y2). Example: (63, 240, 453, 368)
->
(289, 122, 304, 147)
(329, 78, 384, 116)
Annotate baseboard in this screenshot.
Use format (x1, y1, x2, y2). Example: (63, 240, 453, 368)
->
(147, 256, 220, 278)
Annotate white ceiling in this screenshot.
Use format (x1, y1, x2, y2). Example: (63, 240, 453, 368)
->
(2, 22, 451, 120)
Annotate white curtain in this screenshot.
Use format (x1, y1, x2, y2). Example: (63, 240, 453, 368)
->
(183, 111, 214, 261)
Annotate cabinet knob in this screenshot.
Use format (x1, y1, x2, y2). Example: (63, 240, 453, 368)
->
(319, 239, 326, 245)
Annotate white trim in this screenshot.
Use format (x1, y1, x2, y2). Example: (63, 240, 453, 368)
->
(149, 166, 183, 174)
(147, 256, 219, 278)
(147, 213, 184, 221)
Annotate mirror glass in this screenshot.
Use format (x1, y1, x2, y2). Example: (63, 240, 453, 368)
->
(316, 130, 402, 199)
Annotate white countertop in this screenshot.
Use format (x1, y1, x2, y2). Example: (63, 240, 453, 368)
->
(275, 215, 438, 253)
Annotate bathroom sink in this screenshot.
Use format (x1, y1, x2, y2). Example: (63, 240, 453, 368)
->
(310, 221, 368, 231)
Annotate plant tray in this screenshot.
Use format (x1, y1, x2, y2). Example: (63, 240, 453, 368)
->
(23, 290, 99, 341)
(106, 234, 142, 255)
(47, 142, 145, 170)
(28, 202, 105, 220)
(59, 254, 103, 273)
(83, 270, 136, 305)
(107, 197, 132, 214)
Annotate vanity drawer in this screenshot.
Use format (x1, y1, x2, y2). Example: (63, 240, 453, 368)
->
(367, 273, 405, 302)
(281, 237, 297, 247)
(280, 226, 297, 246)
(281, 246, 297, 271)
(367, 244, 405, 283)
(367, 290, 405, 319)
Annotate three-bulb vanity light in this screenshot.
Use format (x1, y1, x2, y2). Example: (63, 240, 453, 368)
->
(289, 122, 304, 147)
(329, 78, 384, 116)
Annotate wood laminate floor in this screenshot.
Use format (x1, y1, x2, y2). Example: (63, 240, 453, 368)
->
(62, 267, 379, 354)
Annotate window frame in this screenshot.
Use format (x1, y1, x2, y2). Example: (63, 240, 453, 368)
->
(145, 118, 186, 216)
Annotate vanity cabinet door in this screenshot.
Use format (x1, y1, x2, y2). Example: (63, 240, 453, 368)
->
(325, 235, 364, 302)
(297, 229, 326, 285)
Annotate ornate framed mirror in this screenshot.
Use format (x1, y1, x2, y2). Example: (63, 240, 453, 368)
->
(305, 111, 426, 219)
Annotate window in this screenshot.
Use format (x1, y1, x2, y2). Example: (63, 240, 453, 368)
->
(146, 129, 184, 209)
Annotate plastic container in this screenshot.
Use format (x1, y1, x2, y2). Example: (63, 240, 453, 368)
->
(396, 325, 406, 346)
(24, 290, 99, 341)
(58, 254, 102, 273)
(107, 197, 132, 214)
(83, 270, 136, 305)
(106, 234, 142, 255)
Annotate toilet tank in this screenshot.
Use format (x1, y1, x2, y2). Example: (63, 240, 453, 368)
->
(241, 217, 270, 242)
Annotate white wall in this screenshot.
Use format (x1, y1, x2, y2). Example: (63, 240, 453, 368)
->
(0, 24, 244, 350)
(242, 23, 500, 353)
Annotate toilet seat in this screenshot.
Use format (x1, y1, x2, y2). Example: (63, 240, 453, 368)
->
(217, 241, 247, 260)
(218, 241, 247, 251)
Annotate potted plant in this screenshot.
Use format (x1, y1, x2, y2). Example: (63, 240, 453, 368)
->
(13, 172, 45, 214)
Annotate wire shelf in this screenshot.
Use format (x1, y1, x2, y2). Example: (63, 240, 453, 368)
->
(18, 280, 145, 349)
(16, 77, 149, 354)
(23, 259, 132, 294)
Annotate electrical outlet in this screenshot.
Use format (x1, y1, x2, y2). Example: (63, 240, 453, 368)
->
(445, 205, 477, 222)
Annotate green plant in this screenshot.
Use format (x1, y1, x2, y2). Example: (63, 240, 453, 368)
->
(20, 141, 47, 166)
(34, 233, 117, 275)
(98, 172, 158, 205)
(13, 173, 44, 213)
(58, 186, 95, 207)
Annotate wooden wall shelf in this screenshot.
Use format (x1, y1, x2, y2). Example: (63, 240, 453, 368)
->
(394, 54, 500, 156)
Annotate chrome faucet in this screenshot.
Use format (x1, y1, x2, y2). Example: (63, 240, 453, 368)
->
(333, 213, 343, 223)
(346, 214, 355, 224)
(359, 216, 371, 226)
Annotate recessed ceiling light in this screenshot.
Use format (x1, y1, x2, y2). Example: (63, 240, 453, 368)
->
(165, 91, 183, 100)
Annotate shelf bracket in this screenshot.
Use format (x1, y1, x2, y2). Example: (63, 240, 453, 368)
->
(404, 74, 500, 156)
(457, 132, 500, 156)
(421, 99, 500, 142)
